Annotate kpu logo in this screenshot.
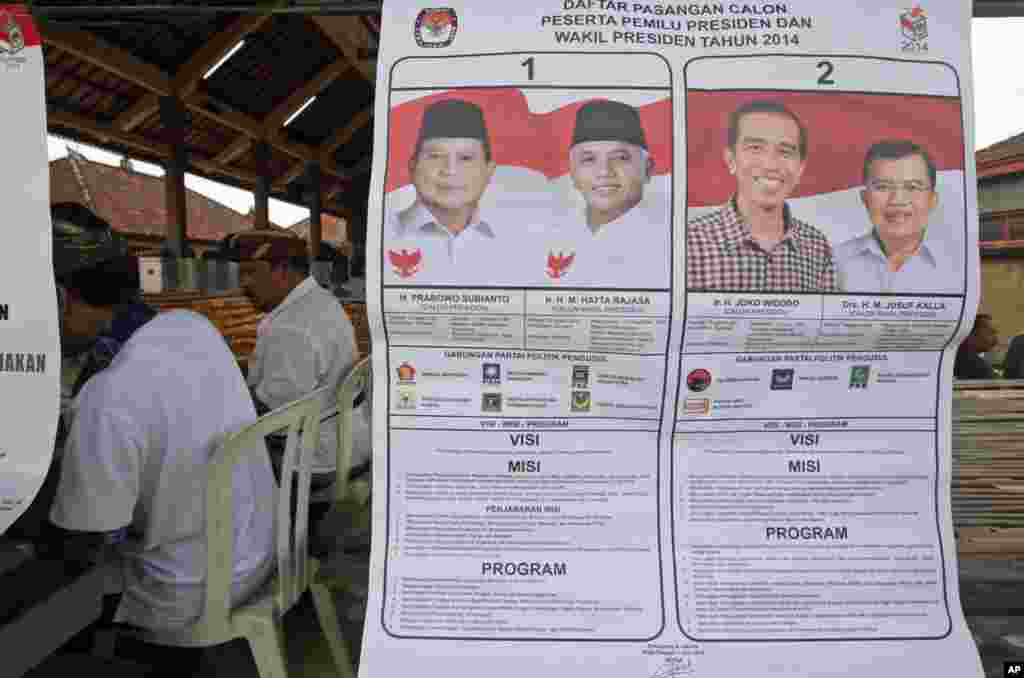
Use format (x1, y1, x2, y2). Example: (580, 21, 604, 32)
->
(415, 8, 458, 48)
(572, 365, 589, 389)
(0, 12, 25, 55)
(900, 5, 927, 52)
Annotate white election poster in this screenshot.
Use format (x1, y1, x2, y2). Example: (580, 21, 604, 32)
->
(0, 5, 61, 535)
(363, 1, 984, 676)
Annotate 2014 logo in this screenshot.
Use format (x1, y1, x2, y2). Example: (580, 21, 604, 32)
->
(900, 5, 928, 52)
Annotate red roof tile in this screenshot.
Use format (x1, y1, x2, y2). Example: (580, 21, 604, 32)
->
(50, 152, 284, 242)
(290, 214, 348, 244)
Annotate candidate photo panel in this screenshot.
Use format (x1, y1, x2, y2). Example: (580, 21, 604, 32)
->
(382, 59, 672, 289)
(683, 57, 967, 297)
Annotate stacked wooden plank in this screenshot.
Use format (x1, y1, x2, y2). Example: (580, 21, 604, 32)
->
(144, 290, 264, 359)
(953, 381, 1024, 557)
(142, 291, 371, 361)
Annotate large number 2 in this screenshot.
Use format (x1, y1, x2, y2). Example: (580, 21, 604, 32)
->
(816, 60, 835, 85)
(522, 56, 535, 81)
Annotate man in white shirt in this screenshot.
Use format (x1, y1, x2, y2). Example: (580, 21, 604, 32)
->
(49, 205, 276, 634)
(836, 140, 961, 294)
(385, 98, 510, 285)
(241, 236, 370, 481)
(543, 99, 671, 288)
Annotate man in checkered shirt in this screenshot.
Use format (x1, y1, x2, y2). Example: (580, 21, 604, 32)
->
(687, 100, 838, 292)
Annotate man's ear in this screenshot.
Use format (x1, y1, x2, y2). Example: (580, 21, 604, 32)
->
(928, 190, 939, 213)
(485, 161, 497, 183)
(646, 155, 655, 183)
(723, 147, 736, 175)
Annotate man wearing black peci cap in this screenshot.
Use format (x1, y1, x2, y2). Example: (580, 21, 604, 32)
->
(570, 99, 655, 230)
(385, 97, 548, 285)
(541, 99, 671, 288)
(388, 99, 497, 263)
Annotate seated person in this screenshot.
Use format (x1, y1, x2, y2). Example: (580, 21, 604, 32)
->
(1004, 334, 1024, 380)
(240, 236, 370, 488)
(48, 204, 276, 633)
(954, 313, 999, 380)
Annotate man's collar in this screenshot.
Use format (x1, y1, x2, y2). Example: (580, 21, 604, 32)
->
(398, 201, 494, 239)
(273, 276, 320, 315)
(720, 196, 802, 254)
(857, 228, 938, 267)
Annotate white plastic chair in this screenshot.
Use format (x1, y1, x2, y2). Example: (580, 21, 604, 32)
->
(308, 356, 372, 678)
(119, 387, 346, 678)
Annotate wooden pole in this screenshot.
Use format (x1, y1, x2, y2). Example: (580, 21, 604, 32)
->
(307, 161, 322, 261)
(253, 140, 270, 230)
(159, 96, 188, 256)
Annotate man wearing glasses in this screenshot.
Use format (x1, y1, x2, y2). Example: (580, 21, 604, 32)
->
(836, 140, 961, 294)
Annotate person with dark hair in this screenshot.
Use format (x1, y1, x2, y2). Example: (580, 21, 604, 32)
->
(51, 202, 157, 432)
(954, 313, 999, 379)
(241, 235, 370, 485)
(1003, 334, 1024, 380)
(48, 203, 276, 637)
(386, 98, 506, 282)
(836, 140, 959, 293)
(686, 99, 837, 292)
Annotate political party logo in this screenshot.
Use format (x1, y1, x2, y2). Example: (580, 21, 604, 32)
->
(849, 365, 871, 390)
(483, 363, 501, 385)
(683, 398, 711, 416)
(0, 12, 26, 55)
(396, 362, 416, 384)
(770, 368, 795, 391)
(396, 388, 417, 410)
(572, 365, 590, 389)
(571, 390, 591, 413)
(414, 8, 458, 48)
(686, 368, 712, 393)
(900, 5, 927, 51)
(482, 392, 502, 413)
(388, 248, 421, 278)
(546, 251, 575, 279)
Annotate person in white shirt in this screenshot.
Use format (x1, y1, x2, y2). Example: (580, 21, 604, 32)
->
(49, 206, 276, 634)
(836, 140, 962, 294)
(543, 99, 671, 288)
(385, 98, 510, 284)
(241, 237, 370, 483)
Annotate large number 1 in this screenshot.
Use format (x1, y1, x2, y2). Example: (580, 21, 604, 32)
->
(521, 56, 535, 81)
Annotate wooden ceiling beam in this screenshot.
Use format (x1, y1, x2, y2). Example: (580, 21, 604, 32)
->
(173, 13, 272, 98)
(48, 108, 171, 157)
(264, 58, 353, 130)
(319, 105, 372, 163)
(40, 26, 172, 96)
(215, 136, 252, 165)
(311, 16, 375, 82)
(48, 109, 261, 186)
(272, 161, 308, 191)
(112, 14, 272, 132)
(115, 95, 162, 132)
